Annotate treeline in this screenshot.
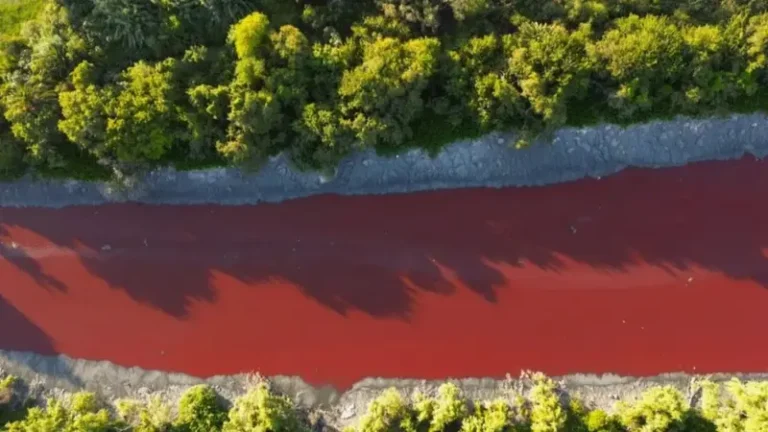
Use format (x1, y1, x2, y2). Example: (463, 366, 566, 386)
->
(1, 0, 768, 180)
(3, 372, 768, 431)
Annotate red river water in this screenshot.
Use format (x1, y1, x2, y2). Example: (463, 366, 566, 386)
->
(2, 157, 768, 389)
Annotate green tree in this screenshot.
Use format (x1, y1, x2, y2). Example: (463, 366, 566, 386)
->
(590, 14, 687, 118)
(5, 392, 114, 432)
(338, 35, 440, 151)
(58, 61, 110, 159)
(616, 386, 688, 432)
(506, 21, 594, 126)
(103, 58, 180, 163)
(174, 385, 227, 432)
(747, 12, 768, 83)
(223, 383, 306, 432)
(0, 1, 87, 167)
(680, 21, 749, 110)
(221, 13, 315, 164)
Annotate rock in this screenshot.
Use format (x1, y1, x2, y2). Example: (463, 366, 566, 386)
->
(340, 404, 355, 420)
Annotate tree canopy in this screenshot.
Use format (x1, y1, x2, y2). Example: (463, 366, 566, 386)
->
(1, 0, 768, 179)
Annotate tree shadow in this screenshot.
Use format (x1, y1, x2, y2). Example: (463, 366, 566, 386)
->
(0, 294, 82, 387)
(0, 242, 67, 292)
(1, 156, 768, 320)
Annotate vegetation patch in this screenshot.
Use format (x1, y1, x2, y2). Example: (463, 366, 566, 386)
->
(0, 0, 43, 38)
(1, 0, 768, 180)
(1, 371, 768, 431)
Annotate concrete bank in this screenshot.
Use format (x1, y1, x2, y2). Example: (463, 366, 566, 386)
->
(1, 113, 767, 208)
(2, 350, 767, 430)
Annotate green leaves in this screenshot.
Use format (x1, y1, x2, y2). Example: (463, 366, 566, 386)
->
(228, 12, 270, 60)
(507, 22, 594, 125)
(103, 59, 179, 162)
(5, 392, 115, 432)
(338, 36, 440, 150)
(223, 383, 306, 432)
(590, 14, 687, 116)
(175, 385, 228, 432)
(616, 386, 688, 432)
(5, 0, 768, 180)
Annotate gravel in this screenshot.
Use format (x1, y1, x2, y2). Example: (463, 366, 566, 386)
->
(3, 349, 768, 431)
(2, 113, 767, 208)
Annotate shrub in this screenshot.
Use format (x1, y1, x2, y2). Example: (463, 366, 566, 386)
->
(0, 374, 768, 432)
(222, 382, 305, 432)
(351, 388, 413, 432)
(615, 386, 688, 432)
(174, 384, 227, 432)
(529, 374, 567, 432)
(115, 396, 172, 432)
(460, 399, 513, 432)
(5, 391, 115, 431)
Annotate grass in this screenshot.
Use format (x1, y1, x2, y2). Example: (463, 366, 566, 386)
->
(0, 0, 43, 38)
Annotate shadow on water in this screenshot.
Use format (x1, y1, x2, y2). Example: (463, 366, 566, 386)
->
(1, 156, 768, 321)
(0, 294, 82, 387)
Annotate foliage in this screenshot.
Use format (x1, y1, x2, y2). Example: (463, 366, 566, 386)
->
(698, 378, 768, 432)
(615, 386, 688, 432)
(0, 0, 44, 38)
(0, 374, 765, 432)
(529, 373, 567, 432)
(460, 399, 513, 432)
(5, 392, 115, 431)
(115, 396, 172, 432)
(2, 0, 768, 180)
(175, 385, 227, 432)
(590, 14, 687, 118)
(350, 388, 413, 432)
(0, 0, 86, 167)
(338, 35, 440, 151)
(222, 382, 306, 432)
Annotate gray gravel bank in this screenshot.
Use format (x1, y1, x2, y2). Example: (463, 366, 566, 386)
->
(2, 113, 767, 208)
(2, 349, 768, 430)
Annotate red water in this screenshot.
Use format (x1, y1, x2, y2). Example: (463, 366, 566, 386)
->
(2, 157, 768, 389)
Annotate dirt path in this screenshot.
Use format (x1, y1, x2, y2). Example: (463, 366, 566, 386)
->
(2, 157, 768, 389)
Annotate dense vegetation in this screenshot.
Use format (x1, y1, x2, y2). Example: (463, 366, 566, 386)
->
(2, 0, 768, 180)
(2, 372, 768, 431)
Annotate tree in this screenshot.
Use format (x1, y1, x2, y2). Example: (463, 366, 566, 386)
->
(0, 1, 87, 167)
(443, 34, 525, 130)
(5, 392, 115, 432)
(58, 61, 110, 159)
(174, 385, 227, 432)
(679, 20, 752, 111)
(338, 36, 440, 151)
(227, 10, 271, 59)
(590, 14, 687, 118)
(223, 383, 306, 432)
(747, 12, 768, 84)
(103, 59, 181, 163)
(174, 45, 233, 159)
(506, 21, 594, 126)
(81, 0, 164, 57)
(374, 0, 446, 34)
(220, 13, 317, 164)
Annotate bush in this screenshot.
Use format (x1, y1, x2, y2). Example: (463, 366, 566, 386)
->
(175, 384, 227, 432)
(115, 396, 172, 432)
(5, 391, 115, 431)
(1, 374, 768, 432)
(222, 382, 305, 432)
(615, 386, 688, 432)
